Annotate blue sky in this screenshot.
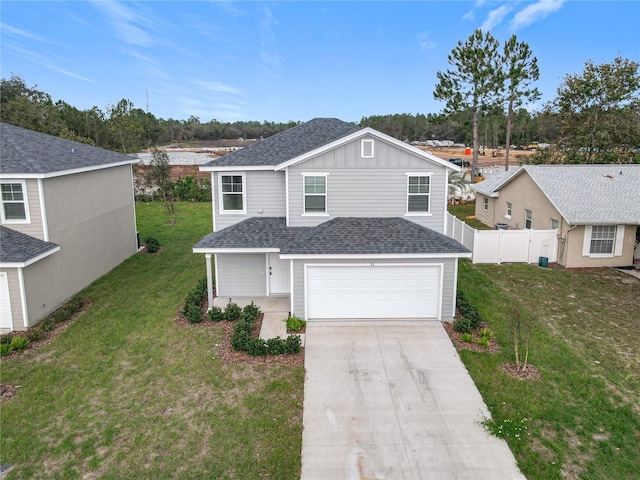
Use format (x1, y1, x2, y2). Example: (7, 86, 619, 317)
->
(1, 1, 639, 123)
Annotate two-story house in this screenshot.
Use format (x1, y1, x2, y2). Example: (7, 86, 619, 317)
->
(472, 164, 640, 268)
(0, 123, 139, 331)
(193, 118, 470, 321)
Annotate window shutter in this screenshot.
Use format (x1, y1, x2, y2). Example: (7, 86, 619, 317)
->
(614, 225, 625, 256)
(582, 225, 592, 256)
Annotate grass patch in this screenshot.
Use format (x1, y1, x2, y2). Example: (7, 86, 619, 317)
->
(458, 261, 640, 479)
(448, 201, 492, 230)
(0, 202, 304, 479)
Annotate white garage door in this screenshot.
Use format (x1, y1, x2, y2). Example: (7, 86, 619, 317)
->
(306, 264, 442, 319)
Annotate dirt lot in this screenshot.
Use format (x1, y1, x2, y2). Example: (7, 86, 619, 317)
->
(423, 147, 536, 168)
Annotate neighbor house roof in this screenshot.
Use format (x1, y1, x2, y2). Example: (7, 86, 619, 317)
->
(489, 164, 640, 225)
(0, 226, 60, 266)
(0, 123, 138, 177)
(203, 118, 362, 168)
(194, 217, 470, 257)
(470, 166, 521, 198)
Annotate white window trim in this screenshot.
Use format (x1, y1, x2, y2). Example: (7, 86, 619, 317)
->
(505, 202, 512, 220)
(361, 139, 374, 158)
(218, 172, 246, 215)
(582, 225, 624, 258)
(301, 173, 329, 216)
(483, 198, 488, 212)
(405, 172, 432, 216)
(1, 180, 31, 224)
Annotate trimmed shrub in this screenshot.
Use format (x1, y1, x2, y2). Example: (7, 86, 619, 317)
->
(453, 317, 473, 334)
(224, 299, 242, 322)
(208, 306, 223, 322)
(456, 290, 484, 329)
(182, 276, 208, 323)
(145, 236, 161, 253)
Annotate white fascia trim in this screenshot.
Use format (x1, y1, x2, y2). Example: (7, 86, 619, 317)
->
(193, 247, 280, 254)
(18, 267, 28, 328)
(37, 179, 49, 241)
(0, 246, 61, 268)
(280, 252, 472, 260)
(0, 159, 138, 179)
(285, 168, 290, 226)
(199, 165, 274, 172)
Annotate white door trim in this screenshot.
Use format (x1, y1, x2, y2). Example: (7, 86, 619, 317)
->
(268, 253, 291, 295)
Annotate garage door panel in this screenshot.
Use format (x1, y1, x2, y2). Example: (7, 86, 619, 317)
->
(306, 264, 441, 319)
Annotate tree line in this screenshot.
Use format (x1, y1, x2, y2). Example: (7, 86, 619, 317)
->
(2, 44, 638, 166)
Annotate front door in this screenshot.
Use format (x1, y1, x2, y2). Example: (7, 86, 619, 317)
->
(268, 253, 290, 295)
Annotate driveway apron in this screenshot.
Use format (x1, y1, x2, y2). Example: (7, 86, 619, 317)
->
(301, 320, 526, 479)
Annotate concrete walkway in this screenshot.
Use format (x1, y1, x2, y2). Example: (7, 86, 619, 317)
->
(301, 320, 526, 480)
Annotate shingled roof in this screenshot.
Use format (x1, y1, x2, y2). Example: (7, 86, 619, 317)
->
(490, 164, 640, 225)
(195, 217, 470, 256)
(201, 118, 362, 167)
(0, 226, 59, 265)
(0, 123, 137, 176)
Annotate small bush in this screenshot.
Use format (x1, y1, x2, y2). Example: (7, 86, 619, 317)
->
(461, 333, 473, 342)
(40, 319, 56, 332)
(286, 315, 306, 332)
(51, 295, 86, 324)
(476, 336, 490, 348)
(0, 343, 13, 356)
(224, 299, 242, 322)
(479, 327, 493, 339)
(145, 236, 161, 253)
(208, 306, 223, 322)
(0, 334, 12, 345)
(242, 301, 260, 319)
(181, 276, 207, 323)
(453, 317, 472, 334)
(24, 328, 46, 343)
(10, 336, 29, 353)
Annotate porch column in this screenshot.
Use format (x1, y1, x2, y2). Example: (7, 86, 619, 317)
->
(205, 254, 214, 310)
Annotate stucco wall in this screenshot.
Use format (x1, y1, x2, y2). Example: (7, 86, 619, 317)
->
(563, 225, 636, 268)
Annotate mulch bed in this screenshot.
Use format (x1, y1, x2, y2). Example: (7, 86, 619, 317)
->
(443, 321, 500, 353)
(443, 320, 540, 380)
(173, 298, 304, 367)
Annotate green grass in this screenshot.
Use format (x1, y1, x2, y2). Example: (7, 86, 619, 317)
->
(457, 261, 640, 479)
(448, 201, 492, 229)
(0, 202, 304, 479)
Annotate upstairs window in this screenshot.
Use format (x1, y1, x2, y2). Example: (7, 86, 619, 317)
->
(303, 175, 327, 214)
(1, 181, 30, 223)
(361, 139, 374, 158)
(407, 175, 430, 213)
(525, 209, 532, 229)
(219, 174, 245, 213)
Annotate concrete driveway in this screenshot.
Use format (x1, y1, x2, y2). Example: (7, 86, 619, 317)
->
(301, 320, 526, 480)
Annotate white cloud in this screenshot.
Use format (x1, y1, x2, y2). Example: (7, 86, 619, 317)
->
(193, 80, 244, 95)
(510, 0, 566, 30)
(0, 22, 48, 42)
(91, 1, 154, 47)
(417, 31, 437, 51)
(4, 44, 95, 83)
(481, 5, 513, 31)
(463, 9, 475, 21)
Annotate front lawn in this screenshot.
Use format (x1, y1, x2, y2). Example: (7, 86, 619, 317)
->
(0, 202, 304, 479)
(457, 261, 640, 479)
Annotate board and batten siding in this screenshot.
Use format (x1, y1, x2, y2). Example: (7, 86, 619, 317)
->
(291, 257, 457, 321)
(216, 254, 266, 297)
(287, 136, 447, 232)
(0, 179, 46, 240)
(213, 171, 286, 231)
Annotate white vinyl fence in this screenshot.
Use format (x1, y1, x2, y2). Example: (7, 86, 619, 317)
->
(446, 213, 558, 264)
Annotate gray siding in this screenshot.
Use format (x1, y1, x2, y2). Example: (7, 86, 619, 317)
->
(291, 257, 457, 321)
(287, 136, 448, 232)
(213, 171, 286, 231)
(19, 165, 138, 326)
(0, 179, 46, 240)
(216, 253, 266, 297)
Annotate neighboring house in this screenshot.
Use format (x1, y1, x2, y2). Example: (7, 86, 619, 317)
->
(193, 118, 471, 321)
(0, 123, 139, 331)
(472, 164, 640, 268)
